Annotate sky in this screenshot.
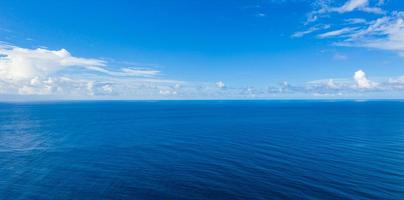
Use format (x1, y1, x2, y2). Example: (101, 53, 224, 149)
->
(0, 0, 403, 100)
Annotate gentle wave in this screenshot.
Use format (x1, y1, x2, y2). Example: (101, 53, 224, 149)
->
(0, 101, 404, 199)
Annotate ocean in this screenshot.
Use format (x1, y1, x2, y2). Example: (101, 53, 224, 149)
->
(0, 101, 403, 199)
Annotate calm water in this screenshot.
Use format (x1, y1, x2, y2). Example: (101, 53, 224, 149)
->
(0, 101, 404, 200)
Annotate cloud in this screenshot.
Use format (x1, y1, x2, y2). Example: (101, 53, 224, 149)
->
(354, 70, 376, 88)
(84, 66, 160, 77)
(292, 24, 330, 38)
(281, 69, 404, 97)
(0, 44, 177, 98)
(1, 44, 404, 99)
(338, 0, 368, 13)
(333, 53, 348, 60)
(335, 0, 383, 14)
(335, 12, 404, 56)
(299, 1, 404, 57)
(216, 81, 225, 89)
(334, 0, 383, 14)
(0, 46, 105, 81)
(0, 45, 162, 81)
(307, 0, 384, 24)
(345, 18, 368, 24)
(101, 84, 113, 94)
(318, 27, 357, 38)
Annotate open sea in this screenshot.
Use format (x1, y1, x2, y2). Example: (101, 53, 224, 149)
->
(0, 100, 404, 200)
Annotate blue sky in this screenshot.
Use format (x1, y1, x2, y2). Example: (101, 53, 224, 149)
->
(0, 0, 403, 99)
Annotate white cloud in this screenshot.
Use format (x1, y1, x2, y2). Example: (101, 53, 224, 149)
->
(101, 84, 113, 94)
(159, 89, 174, 95)
(305, 78, 347, 93)
(300, 1, 404, 57)
(360, 14, 404, 50)
(334, 12, 404, 56)
(0, 45, 162, 82)
(216, 81, 225, 89)
(295, 69, 404, 96)
(326, 79, 337, 88)
(335, 0, 383, 14)
(0, 46, 105, 81)
(0, 44, 176, 98)
(292, 24, 330, 38)
(337, 0, 368, 13)
(2, 44, 404, 99)
(332, 0, 382, 14)
(354, 69, 375, 88)
(318, 27, 356, 38)
(345, 18, 368, 24)
(84, 66, 160, 77)
(307, 0, 384, 24)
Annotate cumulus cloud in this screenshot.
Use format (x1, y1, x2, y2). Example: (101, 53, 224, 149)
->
(0, 44, 177, 98)
(282, 69, 404, 97)
(0, 46, 105, 81)
(216, 81, 225, 89)
(354, 70, 376, 88)
(0, 45, 162, 80)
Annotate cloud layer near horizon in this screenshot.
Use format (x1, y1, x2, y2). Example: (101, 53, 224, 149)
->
(1, 43, 404, 99)
(0, 44, 184, 98)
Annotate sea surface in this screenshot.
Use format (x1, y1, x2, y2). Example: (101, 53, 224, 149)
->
(0, 101, 404, 200)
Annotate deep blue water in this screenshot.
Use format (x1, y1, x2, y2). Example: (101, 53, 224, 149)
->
(0, 101, 404, 200)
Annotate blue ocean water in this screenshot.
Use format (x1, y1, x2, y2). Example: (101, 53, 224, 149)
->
(0, 101, 404, 200)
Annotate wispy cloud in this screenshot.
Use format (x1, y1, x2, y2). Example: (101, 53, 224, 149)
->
(335, 12, 404, 56)
(306, 0, 384, 24)
(292, 24, 331, 38)
(297, 0, 404, 57)
(335, 0, 383, 14)
(318, 27, 357, 38)
(333, 53, 348, 60)
(345, 18, 368, 24)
